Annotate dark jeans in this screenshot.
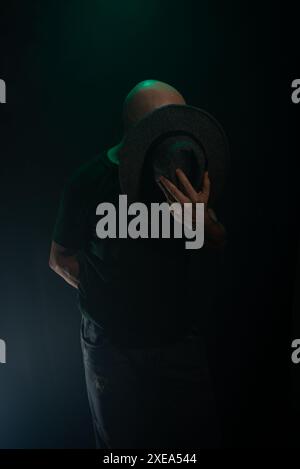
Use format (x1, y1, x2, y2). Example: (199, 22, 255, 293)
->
(81, 315, 221, 449)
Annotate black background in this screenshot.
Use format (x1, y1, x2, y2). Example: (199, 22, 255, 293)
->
(0, 0, 299, 448)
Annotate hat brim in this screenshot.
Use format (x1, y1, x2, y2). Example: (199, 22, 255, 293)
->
(119, 104, 230, 204)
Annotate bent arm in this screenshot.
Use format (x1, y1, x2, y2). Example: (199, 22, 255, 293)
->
(49, 241, 80, 289)
(204, 208, 227, 248)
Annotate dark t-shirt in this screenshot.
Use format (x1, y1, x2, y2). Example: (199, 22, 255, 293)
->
(53, 151, 197, 347)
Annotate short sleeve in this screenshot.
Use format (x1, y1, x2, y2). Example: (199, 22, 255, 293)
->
(52, 177, 88, 251)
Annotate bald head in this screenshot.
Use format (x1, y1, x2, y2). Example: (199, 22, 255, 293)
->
(123, 80, 186, 132)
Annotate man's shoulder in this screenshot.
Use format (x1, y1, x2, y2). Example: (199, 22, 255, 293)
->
(65, 151, 114, 194)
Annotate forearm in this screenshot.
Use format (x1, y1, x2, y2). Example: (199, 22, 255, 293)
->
(52, 258, 80, 289)
(49, 242, 80, 289)
(204, 209, 226, 247)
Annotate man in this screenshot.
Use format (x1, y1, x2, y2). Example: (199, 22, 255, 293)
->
(49, 80, 228, 448)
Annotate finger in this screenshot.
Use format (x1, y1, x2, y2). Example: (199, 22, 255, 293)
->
(200, 171, 210, 197)
(157, 180, 175, 203)
(175, 168, 198, 203)
(158, 178, 178, 204)
(159, 176, 189, 204)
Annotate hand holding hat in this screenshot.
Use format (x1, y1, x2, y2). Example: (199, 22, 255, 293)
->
(160, 168, 226, 247)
